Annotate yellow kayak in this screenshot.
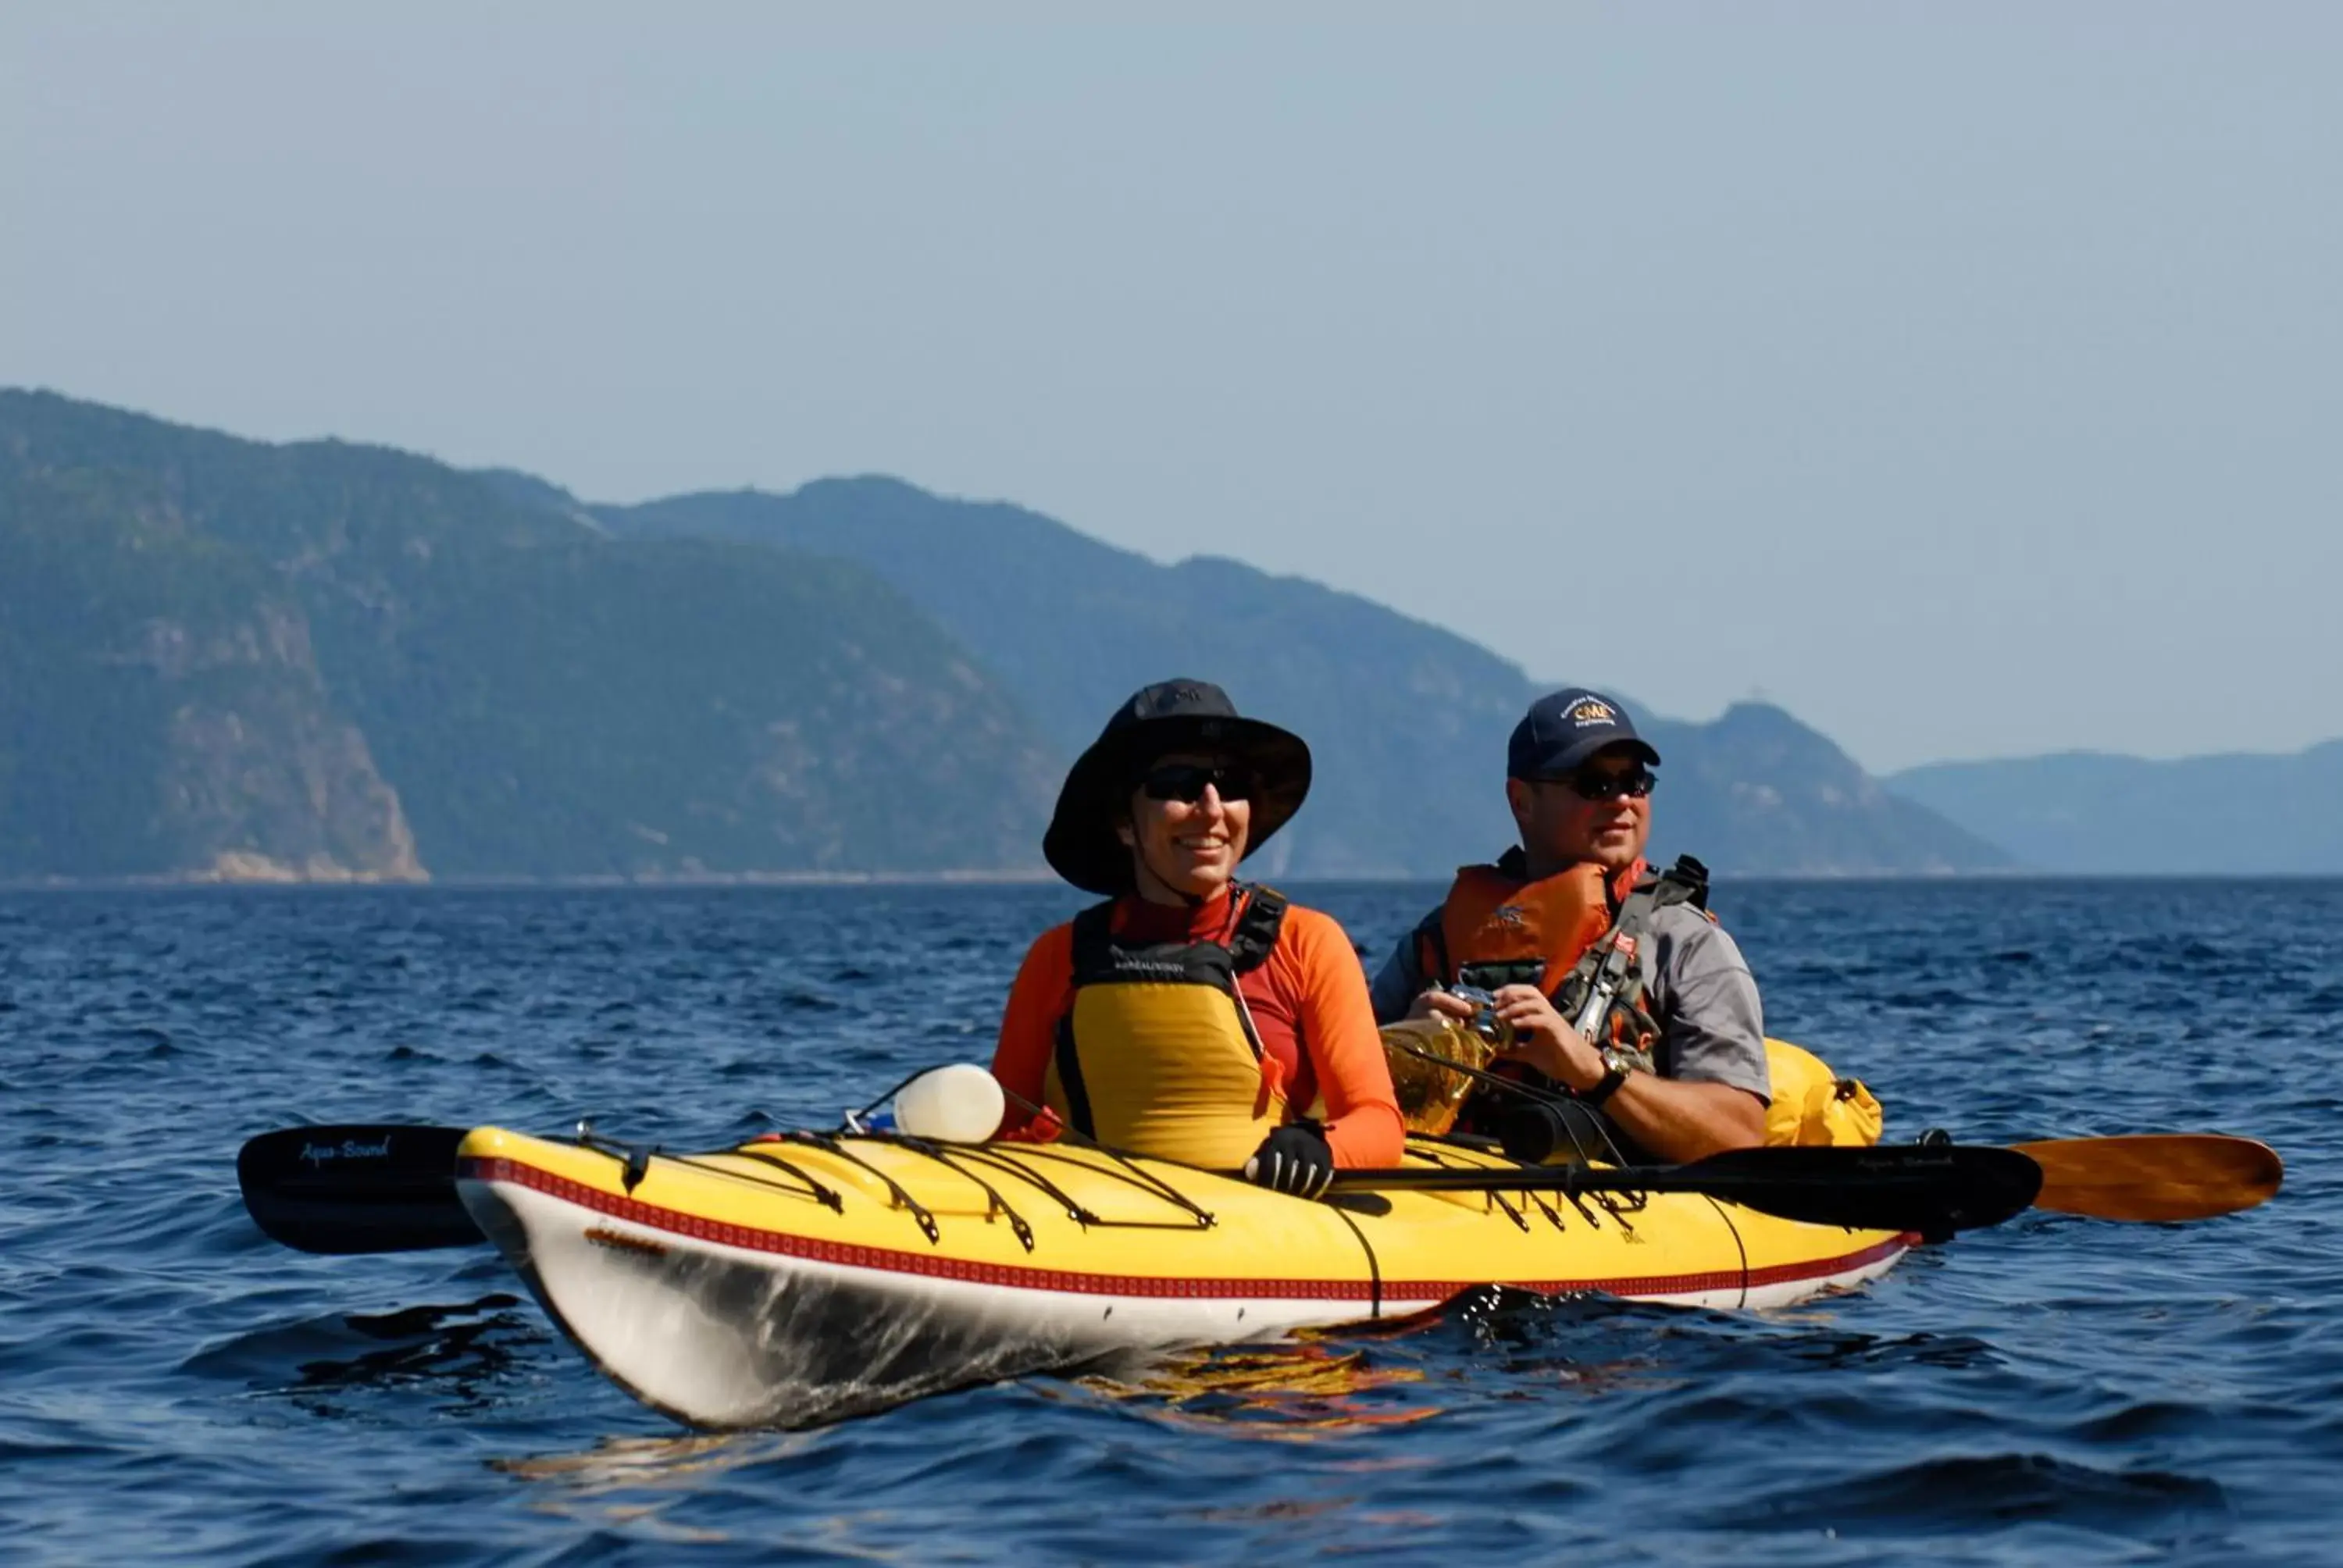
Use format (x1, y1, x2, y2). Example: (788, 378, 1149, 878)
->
(456, 1125, 1908, 1429)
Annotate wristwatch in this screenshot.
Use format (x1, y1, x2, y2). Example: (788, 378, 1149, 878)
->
(1579, 1046, 1642, 1109)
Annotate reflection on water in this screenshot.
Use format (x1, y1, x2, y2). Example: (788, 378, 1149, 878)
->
(1072, 1341, 1438, 1441)
(497, 1430, 812, 1491)
(497, 1431, 814, 1546)
(1054, 1287, 1778, 1441)
(298, 1295, 535, 1392)
(182, 1292, 549, 1422)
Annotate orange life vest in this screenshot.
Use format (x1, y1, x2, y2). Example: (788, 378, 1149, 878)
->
(1417, 857, 1645, 996)
(1421, 855, 1885, 1149)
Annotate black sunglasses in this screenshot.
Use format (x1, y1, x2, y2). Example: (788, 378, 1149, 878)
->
(1548, 768, 1656, 802)
(1139, 762, 1256, 804)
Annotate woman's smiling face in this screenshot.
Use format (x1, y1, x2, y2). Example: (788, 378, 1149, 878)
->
(1118, 752, 1254, 903)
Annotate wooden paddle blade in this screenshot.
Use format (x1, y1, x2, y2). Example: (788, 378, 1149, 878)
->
(237, 1124, 485, 1253)
(2012, 1134, 2283, 1222)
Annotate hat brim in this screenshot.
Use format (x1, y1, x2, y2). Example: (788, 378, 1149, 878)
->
(1043, 715, 1312, 896)
(1525, 734, 1662, 779)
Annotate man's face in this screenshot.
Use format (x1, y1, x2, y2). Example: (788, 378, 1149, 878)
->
(1506, 746, 1654, 875)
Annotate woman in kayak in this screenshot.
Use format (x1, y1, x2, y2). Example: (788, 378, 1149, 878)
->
(991, 679, 1404, 1196)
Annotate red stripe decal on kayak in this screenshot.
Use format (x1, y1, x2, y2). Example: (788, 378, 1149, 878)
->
(1378, 1233, 1911, 1305)
(1746, 1236, 1912, 1290)
(460, 1154, 1908, 1304)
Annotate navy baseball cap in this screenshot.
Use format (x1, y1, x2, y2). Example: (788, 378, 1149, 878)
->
(1507, 688, 1661, 780)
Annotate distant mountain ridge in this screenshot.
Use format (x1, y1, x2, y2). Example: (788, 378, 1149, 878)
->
(590, 479, 2010, 877)
(597, 480, 1534, 876)
(1888, 744, 2343, 875)
(3, 388, 2008, 881)
(1, 391, 1058, 881)
(0, 439, 420, 881)
(1643, 703, 2009, 875)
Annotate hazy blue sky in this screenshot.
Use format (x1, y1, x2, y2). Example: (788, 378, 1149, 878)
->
(6, 5, 2337, 772)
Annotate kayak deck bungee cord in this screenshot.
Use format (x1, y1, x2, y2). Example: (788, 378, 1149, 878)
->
(455, 1124, 1913, 1430)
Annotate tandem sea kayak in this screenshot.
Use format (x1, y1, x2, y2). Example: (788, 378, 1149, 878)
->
(455, 1125, 1910, 1429)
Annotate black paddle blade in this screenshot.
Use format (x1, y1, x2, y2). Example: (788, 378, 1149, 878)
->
(1655, 1144, 2045, 1235)
(237, 1124, 484, 1253)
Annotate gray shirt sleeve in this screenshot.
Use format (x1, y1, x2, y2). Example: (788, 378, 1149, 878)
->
(1642, 905, 1771, 1103)
(1368, 916, 1433, 1024)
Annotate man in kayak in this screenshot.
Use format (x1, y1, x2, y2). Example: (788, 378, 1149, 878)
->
(1369, 688, 1768, 1164)
(993, 679, 1405, 1196)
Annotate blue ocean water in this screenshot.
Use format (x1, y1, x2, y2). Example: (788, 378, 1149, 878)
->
(2, 879, 2338, 1565)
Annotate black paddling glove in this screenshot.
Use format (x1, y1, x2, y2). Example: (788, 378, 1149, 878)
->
(1244, 1122, 1336, 1199)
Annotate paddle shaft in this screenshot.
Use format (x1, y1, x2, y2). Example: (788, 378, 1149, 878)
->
(1327, 1143, 2042, 1235)
(237, 1124, 2277, 1256)
(243, 1125, 1990, 1248)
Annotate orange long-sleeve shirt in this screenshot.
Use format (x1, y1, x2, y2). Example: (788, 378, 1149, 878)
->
(991, 888, 1406, 1169)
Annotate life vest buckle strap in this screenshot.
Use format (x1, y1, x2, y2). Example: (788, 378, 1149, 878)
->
(1454, 959, 1544, 993)
(1051, 1015, 1099, 1139)
(1225, 883, 1289, 975)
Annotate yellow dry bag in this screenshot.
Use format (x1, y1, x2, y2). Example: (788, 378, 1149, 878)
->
(1763, 1039, 1883, 1148)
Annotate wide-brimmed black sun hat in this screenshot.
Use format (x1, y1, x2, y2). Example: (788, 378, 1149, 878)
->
(1042, 679, 1312, 895)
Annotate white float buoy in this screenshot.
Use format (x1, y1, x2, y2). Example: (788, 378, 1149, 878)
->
(891, 1063, 1006, 1143)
